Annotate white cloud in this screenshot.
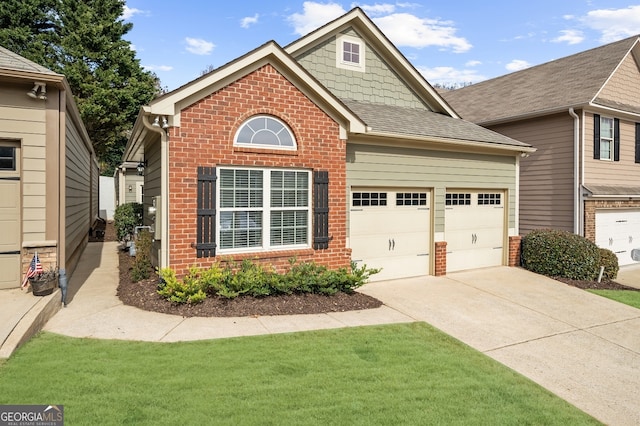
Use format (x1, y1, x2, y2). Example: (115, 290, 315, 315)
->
(418, 66, 486, 86)
(552, 29, 584, 45)
(582, 6, 640, 43)
(122, 5, 143, 20)
(241, 14, 259, 29)
(288, 2, 346, 35)
(355, 3, 396, 16)
(144, 65, 174, 72)
(373, 13, 471, 52)
(506, 59, 531, 72)
(465, 60, 481, 67)
(185, 37, 215, 55)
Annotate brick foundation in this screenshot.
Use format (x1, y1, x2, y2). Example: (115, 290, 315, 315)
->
(434, 241, 447, 276)
(22, 243, 58, 275)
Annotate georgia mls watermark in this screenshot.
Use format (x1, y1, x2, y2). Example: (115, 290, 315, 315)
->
(0, 405, 63, 426)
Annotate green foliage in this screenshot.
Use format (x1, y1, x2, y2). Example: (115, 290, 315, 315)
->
(113, 202, 143, 241)
(157, 267, 206, 304)
(598, 248, 619, 280)
(0, 0, 161, 175)
(521, 229, 600, 280)
(131, 230, 152, 282)
(156, 258, 380, 304)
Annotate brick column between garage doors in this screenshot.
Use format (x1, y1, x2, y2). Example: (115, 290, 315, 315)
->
(434, 241, 447, 276)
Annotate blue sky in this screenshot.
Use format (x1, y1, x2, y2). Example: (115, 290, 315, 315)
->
(122, 1, 640, 92)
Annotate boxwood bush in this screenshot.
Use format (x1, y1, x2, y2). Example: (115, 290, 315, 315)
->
(157, 258, 380, 304)
(521, 229, 600, 280)
(598, 248, 619, 280)
(113, 202, 143, 241)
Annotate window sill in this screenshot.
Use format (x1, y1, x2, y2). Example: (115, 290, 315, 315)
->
(216, 248, 315, 262)
(234, 146, 299, 156)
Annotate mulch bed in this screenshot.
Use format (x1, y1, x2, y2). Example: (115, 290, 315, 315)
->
(90, 221, 637, 318)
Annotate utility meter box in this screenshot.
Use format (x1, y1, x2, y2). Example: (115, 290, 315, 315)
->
(151, 196, 162, 239)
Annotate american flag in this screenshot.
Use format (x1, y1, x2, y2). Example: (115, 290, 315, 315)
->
(21, 252, 43, 288)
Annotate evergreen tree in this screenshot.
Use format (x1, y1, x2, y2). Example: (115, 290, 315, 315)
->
(0, 0, 160, 175)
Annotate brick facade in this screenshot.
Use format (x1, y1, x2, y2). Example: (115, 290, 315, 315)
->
(584, 199, 640, 242)
(508, 235, 522, 267)
(167, 65, 351, 276)
(22, 243, 57, 275)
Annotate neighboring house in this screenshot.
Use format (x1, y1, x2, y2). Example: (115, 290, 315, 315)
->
(443, 35, 640, 266)
(0, 46, 99, 289)
(123, 8, 533, 281)
(114, 161, 144, 207)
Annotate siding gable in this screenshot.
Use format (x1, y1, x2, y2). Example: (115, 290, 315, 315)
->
(294, 27, 430, 110)
(596, 51, 640, 112)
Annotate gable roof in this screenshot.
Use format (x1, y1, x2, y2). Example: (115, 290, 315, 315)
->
(442, 36, 640, 125)
(285, 7, 459, 118)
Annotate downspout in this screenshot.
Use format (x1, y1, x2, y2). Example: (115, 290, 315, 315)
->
(569, 108, 581, 235)
(142, 115, 169, 268)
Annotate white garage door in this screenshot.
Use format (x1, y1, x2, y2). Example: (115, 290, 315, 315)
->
(350, 189, 431, 282)
(445, 191, 505, 272)
(595, 210, 640, 266)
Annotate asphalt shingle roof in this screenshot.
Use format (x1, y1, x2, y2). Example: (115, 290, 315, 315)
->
(0, 46, 58, 75)
(341, 99, 530, 148)
(442, 36, 639, 124)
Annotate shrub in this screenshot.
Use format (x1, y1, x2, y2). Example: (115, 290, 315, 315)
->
(598, 248, 619, 280)
(114, 202, 143, 241)
(521, 229, 600, 280)
(157, 267, 206, 304)
(131, 230, 153, 282)
(156, 258, 380, 304)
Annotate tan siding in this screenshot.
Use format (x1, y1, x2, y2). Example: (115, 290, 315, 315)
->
(0, 86, 48, 243)
(598, 53, 640, 108)
(490, 113, 575, 234)
(124, 174, 144, 204)
(584, 111, 640, 186)
(295, 28, 428, 109)
(346, 144, 516, 233)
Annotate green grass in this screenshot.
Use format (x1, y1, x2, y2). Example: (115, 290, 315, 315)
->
(0, 323, 599, 425)
(589, 289, 640, 309)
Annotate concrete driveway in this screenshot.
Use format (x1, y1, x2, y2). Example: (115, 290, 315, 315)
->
(359, 267, 640, 426)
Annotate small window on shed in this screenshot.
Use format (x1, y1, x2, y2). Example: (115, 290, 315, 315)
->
(234, 116, 296, 150)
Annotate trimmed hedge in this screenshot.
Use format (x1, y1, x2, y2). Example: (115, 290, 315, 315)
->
(157, 258, 380, 304)
(521, 229, 600, 280)
(113, 202, 143, 241)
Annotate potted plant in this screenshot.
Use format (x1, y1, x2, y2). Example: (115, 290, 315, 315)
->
(30, 266, 59, 296)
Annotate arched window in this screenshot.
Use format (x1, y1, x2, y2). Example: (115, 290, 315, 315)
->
(234, 115, 296, 150)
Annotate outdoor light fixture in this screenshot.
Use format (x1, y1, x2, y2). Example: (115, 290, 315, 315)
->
(137, 159, 146, 176)
(152, 115, 169, 129)
(27, 82, 47, 100)
(128, 185, 133, 192)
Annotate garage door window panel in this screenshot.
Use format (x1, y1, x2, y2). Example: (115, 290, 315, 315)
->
(0, 146, 16, 171)
(352, 192, 387, 207)
(397, 192, 427, 206)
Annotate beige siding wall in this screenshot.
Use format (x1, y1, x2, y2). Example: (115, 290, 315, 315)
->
(295, 28, 428, 109)
(64, 108, 93, 274)
(0, 85, 48, 244)
(597, 52, 640, 109)
(584, 111, 640, 186)
(346, 144, 517, 233)
(490, 114, 575, 234)
(124, 173, 144, 204)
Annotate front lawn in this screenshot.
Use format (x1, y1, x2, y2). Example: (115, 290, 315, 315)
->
(588, 289, 640, 309)
(0, 323, 598, 425)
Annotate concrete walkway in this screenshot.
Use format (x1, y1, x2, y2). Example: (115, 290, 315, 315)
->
(3, 241, 640, 425)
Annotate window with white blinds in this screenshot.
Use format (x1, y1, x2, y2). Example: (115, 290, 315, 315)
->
(218, 168, 310, 251)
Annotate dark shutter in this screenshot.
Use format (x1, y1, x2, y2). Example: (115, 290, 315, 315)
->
(313, 170, 330, 250)
(614, 118, 620, 161)
(635, 123, 640, 163)
(593, 114, 600, 159)
(196, 166, 216, 258)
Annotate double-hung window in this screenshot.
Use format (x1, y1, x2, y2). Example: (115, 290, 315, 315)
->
(599, 116, 614, 161)
(218, 168, 310, 252)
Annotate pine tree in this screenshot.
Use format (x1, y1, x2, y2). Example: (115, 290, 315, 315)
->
(0, 0, 160, 175)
